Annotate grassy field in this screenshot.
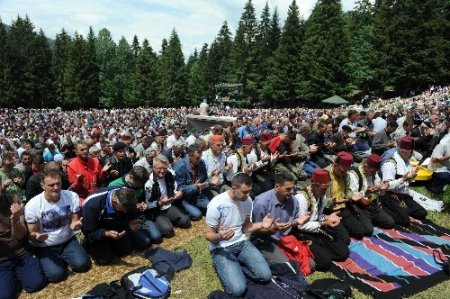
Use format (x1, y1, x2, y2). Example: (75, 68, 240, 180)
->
(21, 187, 450, 299)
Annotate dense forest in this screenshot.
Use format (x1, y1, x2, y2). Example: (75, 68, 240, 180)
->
(0, 0, 449, 109)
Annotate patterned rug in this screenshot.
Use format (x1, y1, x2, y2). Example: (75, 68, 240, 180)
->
(331, 219, 450, 298)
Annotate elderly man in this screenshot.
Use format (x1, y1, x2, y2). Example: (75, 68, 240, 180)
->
(251, 171, 311, 265)
(295, 168, 350, 271)
(134, 147, 157, 173)
(201, 134, 232, 199)
(380, 136, 427, 226)
(25, 169, 90, 282)
(144, 155, 190, 238)
(205, 173, 272, 297)
(163, 139, 186, 166)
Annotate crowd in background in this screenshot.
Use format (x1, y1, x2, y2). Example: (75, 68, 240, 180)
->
(1, 85, 450, 298)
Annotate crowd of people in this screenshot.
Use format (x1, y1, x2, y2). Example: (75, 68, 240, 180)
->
(1, 86, 450, 298)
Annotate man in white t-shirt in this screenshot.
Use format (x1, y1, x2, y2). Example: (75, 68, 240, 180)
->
(25, 169, 90, 282)
(428, 132, 450, 194)
(205, 173, 272, 297)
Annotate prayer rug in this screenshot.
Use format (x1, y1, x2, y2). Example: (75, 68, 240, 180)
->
(331, 219, 450, 298)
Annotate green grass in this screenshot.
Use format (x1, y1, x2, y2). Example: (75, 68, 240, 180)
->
(170, 188, 450, 298)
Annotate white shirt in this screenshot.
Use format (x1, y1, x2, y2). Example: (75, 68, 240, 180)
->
(295, 192, 326, 233)
(166, 135, 185, 150)
(430, 134, 450, 173)
(381, 152, 411, 194)
(372, 117, 387, 133)
(144, 170, 177, 210)
(205, 191, 252, 250)
(185, 135, 196, 147)
(25, 190, 80, 247)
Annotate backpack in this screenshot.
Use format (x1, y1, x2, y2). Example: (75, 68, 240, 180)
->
(121, 266, 171, 299)
(304, 278, 354, 299)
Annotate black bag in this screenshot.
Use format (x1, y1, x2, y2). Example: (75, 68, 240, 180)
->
(82, 281, 130, 299)
(304, 278, 353, 299)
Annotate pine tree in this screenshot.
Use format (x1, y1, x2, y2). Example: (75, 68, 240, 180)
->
(115, 36, 136, 107)
(4, 16, 37, 107)
(0, 19, 8, 105)
(52, 29, 72, 106)
(268, 8, 281, 53)
(159, 29, 187, 106)
(32, 29, 55, 107)
(96, 28, 117, 107)
(254, 2, 273, 101)
(263, 0, 304, 106)
(135, 39, 159, 106)
(229, 0, 258, 100)
(216, 22, 233, 83)
(300, 0, 350, 101)
(64, 32, 88, 108)
(84, 27, 100, 107)
(132, 35, 141, 58)
(346, 0, 377, 92)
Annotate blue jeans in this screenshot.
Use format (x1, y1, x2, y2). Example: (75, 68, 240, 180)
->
(181, 194, 209, 220)
(211, 240, 271, 297)
(129, 219, 162, 249)
(0, 251, 46, 299)
(35, 237, 90, 282)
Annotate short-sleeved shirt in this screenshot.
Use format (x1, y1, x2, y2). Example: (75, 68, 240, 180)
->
(430, 135, 450, 173)
(206, 191, 252, 250)
(252, 189, 299, 241)
(25, 190, 80, 247)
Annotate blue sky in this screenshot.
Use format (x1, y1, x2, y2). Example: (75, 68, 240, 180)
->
(0, 0, 357, 57)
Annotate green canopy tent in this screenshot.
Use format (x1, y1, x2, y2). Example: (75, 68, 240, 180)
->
(322, 95, 349, 105)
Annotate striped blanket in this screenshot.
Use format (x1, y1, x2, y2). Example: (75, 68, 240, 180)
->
(331, 219, 450, 298)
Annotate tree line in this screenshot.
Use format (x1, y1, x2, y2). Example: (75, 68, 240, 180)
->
(0, 0, 449, 109)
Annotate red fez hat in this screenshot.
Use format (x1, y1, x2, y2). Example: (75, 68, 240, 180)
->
(336, 151, 353, 168)
(259, 131, 272, 142)
(241, 135, 254, 146)
(398, 136, 414, 150)
(210, 134, 224, 143)
(366, 154, 382, 169)
(311, 168, 330, 184)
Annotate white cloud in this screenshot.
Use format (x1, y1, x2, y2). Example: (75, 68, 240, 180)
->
(0, 0, 358, 57)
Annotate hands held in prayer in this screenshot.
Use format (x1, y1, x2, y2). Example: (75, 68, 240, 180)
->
(137, 202, 147, 212)
(102, 162, 112, 173)
(321, 212, 341, 228)
(105, 230, 126, 240)
(70, 217, 83, 231)
(195, 180, 209, 190)
(226, 162, 233, 171)
(210, 169, 220, 186)
(10, 202, 23, 222)
(292, 212, 311, 227)
(31, 232, 49, 242)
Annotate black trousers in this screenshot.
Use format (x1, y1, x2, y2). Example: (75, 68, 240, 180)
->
(154, 204, 191, 238)
(338, 206, 373, 240)
(294, 223, 350, 271)
(87, 234, 133, 265)
(379, 193, 427, 227)
(357, 201, 395, 229)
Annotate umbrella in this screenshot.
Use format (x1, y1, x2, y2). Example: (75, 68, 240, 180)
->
(322, 95, 349, 105)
